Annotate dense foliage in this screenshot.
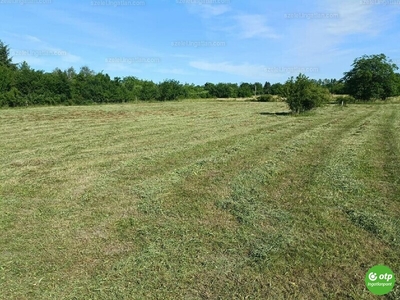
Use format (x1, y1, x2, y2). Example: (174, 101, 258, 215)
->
(282, 74, 331, 113)
(1, 39, 400, 108)
(342, 54, 399, 101)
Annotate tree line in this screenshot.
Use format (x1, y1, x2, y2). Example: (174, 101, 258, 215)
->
(1, 39, 400, 109)
(1, 61, 279, 107)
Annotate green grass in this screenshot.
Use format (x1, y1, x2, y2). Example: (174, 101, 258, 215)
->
(0, 100, 399, 299)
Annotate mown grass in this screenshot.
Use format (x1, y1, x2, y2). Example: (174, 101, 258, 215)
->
(0, 100, 399, 299)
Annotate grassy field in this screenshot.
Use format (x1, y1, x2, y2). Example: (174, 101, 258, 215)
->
(0, 100, 399, 299)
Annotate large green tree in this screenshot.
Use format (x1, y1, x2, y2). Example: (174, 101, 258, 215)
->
(0, 40, 17, 70)
(36, 68, 73, 104)
(204, 82, 216, 98)
(158, 79, 184, 101)
(122, 76, 142, 101)
(238, 82, 253, 98)
(181, 83, 208, 99)
(0, 65, 14, 93)
(140, 80, 159, 101)
(270, 83, 284, 95)
(214, 83, 238, 98)
(263, 81, 271, 94)
(342, 54, 398, 101)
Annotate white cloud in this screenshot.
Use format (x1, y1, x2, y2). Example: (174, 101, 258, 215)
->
(234, 14, 280, 39)
(324, 1, 377, 36)
(280, 0, 395, 67)
(185, 4, 231, 18)
(202, 4, 231, 16)
(25, 35, 41, 43)
(9, 34, 82, 67)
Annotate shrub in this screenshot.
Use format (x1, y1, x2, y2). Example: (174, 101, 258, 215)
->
(282, 73, 331, 113)
(335, 95, 356, 106)
(257, 94, 274, 102)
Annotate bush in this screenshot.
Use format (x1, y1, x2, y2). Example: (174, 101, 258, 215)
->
(282, 74, 331, 113)
(335, 95, 356, 105)
(3, 87, 24, 107)
(257, 94, 274, 102)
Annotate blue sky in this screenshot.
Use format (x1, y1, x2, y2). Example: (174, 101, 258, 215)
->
(1, 0, 400, 84)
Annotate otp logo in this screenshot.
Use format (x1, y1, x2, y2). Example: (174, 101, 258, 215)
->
(368, 272, 378, 282)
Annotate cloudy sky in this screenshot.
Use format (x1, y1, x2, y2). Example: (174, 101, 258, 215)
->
(1, 0, 400, 84)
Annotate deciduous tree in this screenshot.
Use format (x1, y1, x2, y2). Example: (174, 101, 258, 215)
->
(342, 54, 398, 101)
